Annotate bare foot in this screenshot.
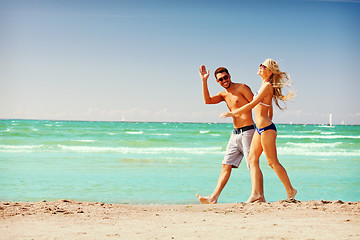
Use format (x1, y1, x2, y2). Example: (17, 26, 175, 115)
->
(287, 188, 297, 200)
(246, 194, 266, 203)
(196, 194, 217, 204)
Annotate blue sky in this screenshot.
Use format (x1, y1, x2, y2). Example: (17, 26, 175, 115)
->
(1, 0, 359, 124)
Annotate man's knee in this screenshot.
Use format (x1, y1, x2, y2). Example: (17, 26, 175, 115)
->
(222, 164, 233, 171)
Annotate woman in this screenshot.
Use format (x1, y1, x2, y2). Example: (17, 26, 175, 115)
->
(220, 59, 297, 202)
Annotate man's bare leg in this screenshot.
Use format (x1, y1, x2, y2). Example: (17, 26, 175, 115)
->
(196, 164, 232, 204)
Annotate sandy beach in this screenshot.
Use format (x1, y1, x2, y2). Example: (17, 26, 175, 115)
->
(0, 199, 359, 239)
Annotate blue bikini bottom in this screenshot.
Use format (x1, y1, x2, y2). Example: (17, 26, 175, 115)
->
(256, 123, 277, 135)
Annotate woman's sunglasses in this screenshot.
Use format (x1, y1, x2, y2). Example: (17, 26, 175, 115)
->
(259, 64, 267, 70)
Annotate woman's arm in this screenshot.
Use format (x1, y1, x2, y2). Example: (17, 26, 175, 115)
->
(220, 82, 272, 118)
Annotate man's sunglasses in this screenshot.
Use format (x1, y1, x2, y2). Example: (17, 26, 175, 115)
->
(217, 75, 229, 82)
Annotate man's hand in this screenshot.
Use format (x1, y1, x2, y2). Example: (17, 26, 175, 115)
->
(220, 112, 234, 118)
(199, 65, 210, 82)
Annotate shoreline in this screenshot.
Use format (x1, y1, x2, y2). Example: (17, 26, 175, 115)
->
(1, 199, 359, 239)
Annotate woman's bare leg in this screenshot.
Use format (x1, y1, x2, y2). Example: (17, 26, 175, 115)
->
(261, 130, 297, 200)
(247, 133, 266, 203)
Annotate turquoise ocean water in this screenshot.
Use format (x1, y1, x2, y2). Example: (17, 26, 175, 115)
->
(0, 119, 359, 204)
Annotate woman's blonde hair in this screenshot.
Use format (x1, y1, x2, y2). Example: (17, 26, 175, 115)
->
(262, 59, 295, 110)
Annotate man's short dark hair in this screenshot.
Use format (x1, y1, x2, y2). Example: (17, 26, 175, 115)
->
(214, 67, 229, 79)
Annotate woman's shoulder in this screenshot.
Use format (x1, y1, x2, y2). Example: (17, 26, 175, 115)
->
(260, 81, 273, 91)
(264, 81, 273, 87)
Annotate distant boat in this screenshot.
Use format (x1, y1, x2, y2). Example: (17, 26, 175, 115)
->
(329, 113, 333, 126)
(121, 116, 125, 122)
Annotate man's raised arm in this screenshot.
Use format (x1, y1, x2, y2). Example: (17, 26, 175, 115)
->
(199, 65, 223, 104)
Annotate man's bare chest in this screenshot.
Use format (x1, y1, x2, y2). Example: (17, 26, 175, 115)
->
(224, 94, 248, 108)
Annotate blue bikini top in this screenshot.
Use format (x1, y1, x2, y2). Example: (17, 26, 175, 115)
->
(254, 91, 270, 107)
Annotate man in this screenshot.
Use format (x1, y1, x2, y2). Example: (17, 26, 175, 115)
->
(196, 65, 255, 204)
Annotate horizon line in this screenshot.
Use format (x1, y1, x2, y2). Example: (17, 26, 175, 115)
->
(1, 118, 358, 126)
